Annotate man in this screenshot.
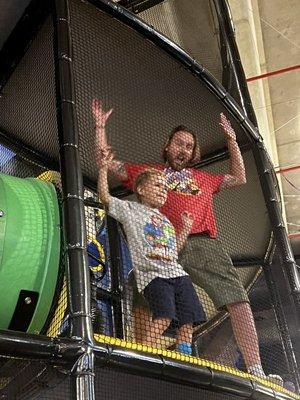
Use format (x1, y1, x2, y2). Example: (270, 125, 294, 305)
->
(92, 99, 280, 381)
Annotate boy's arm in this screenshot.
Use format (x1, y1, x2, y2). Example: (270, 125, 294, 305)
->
(97, 153, 131, 224)
(177, 212, 194, 252)
(93, 99, 128, 181)
(96, 145, 114, 206)
(97, 162, 112, 206)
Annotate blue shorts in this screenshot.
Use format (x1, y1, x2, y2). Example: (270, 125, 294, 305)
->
(143, 276, 206, 328)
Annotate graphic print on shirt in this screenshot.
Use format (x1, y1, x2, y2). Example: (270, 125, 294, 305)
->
(164, 167, 200, 195)
(143, 213, 176, 262)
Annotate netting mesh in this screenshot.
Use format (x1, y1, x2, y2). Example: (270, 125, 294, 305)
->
(0, 357, 70, 400)
(68, 0, 291, 387)
(0, 17, 59, 160)
(93, 367, 243, 400)
(0, 0, 298, 397)
(139, 0, 222, 83)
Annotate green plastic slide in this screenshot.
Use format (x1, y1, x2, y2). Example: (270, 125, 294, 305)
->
(0, 173, 61, 334)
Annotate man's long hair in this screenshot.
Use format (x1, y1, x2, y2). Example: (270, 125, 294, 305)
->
(162, 125, 201, 165)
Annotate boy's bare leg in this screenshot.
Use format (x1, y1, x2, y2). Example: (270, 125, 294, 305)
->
(227, 301, 261, 369)
(176, 323, 193, 355)
(144, 317, 171, 347)
(134, 306, 152, 344)
(177, 323, 193, 344)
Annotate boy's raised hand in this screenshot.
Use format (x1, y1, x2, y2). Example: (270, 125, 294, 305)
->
(92, 99, 113, 127)
(181, 211, 194, 232)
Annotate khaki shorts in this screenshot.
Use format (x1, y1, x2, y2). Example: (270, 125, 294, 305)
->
(131, 235, 248, 310)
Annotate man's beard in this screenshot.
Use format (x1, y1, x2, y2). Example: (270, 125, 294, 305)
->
(166, 154, 190, 171)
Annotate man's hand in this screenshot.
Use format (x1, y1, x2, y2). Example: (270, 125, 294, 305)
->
(92, 99, 113, 127)
(181, 211, 194, 233)
(219, 113, 246, 189)
(219, 113, 236, 141)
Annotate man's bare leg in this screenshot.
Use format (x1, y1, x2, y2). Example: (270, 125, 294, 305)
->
(227, 301, 261, 370)
(228, 302, 283, 383)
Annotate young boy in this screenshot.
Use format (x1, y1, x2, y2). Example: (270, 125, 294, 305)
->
(98, 149, 206, 355)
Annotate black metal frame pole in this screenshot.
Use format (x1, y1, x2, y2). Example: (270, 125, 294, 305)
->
(0, 127, 58, 171)
(53, 0, 95, 399)
(0, 330, 83, 360)
(118, 0, 164, 13)
(106, 216, 125, 339)
(262, 243, 300, 391)
(253, 143, 300, 313)
(213, 0, 259, 126)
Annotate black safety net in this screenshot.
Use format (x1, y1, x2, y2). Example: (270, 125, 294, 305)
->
(0, 0, 298, 398)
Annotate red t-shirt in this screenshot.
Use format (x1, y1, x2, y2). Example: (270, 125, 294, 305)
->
(123, 163, 224, 238)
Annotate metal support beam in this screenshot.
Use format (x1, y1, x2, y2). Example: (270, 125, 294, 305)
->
(263, 246, 300, 391)
(53, 0, 95, 398)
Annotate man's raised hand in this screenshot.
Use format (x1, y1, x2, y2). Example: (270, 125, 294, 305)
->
(219, 113, 236, 141)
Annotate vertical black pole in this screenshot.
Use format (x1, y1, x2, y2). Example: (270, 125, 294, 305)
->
(106, 216, 125, 339)
(213, 0, 258, 126)
(253, 144, 300, 318)
(53, 0, 95, 398)
(263, 244, 300, 390)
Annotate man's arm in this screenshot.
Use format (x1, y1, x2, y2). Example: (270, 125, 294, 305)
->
(93, 99, 128, 181)
(177, 212, 194, 252)
(219, 113, 246, 189)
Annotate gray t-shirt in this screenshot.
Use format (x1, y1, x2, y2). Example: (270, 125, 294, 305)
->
(108, 197, 187, 292)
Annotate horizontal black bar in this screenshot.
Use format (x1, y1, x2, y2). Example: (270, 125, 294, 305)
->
(194, 142, 252, 168)
(84, 198, 104, 209)
(0, 330, 83, 360)
(84, 142, 251, 198)
(0, 127, 58, 171)
(0, 331, 292, 399)
(93, 343, 291, 400)
(0, 127, 102, 194)
(87, 0, 261, 143)
(95, 286, 121, 302)
(119, 0, 165, 13)
(110, 142, 252, 198)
